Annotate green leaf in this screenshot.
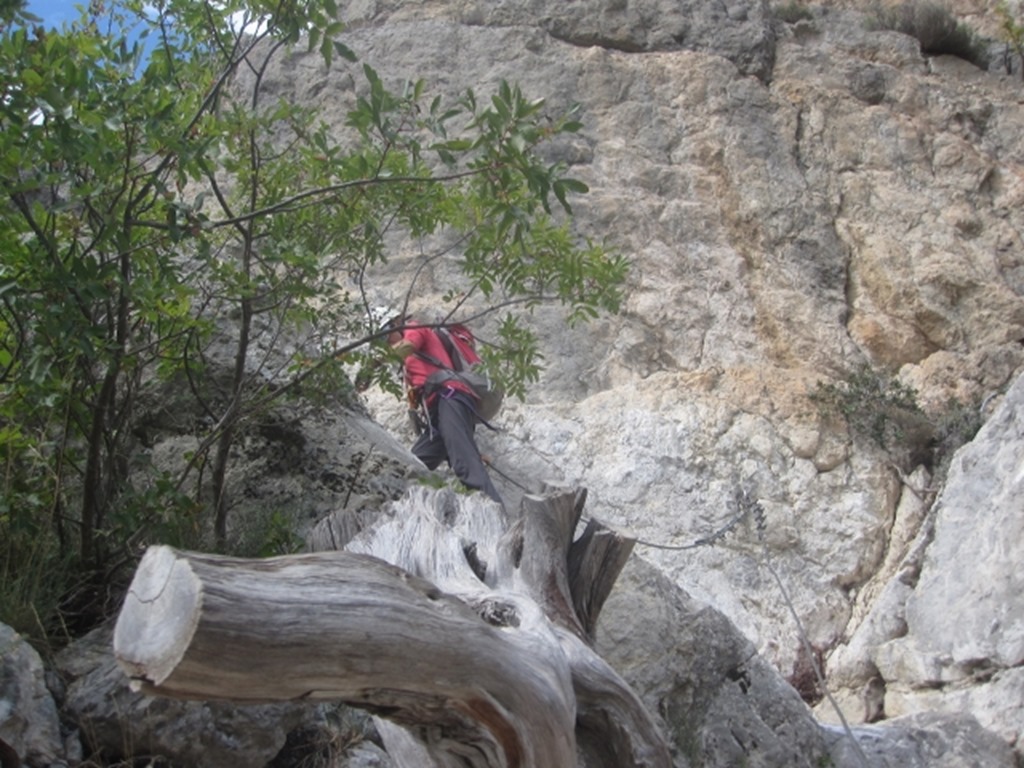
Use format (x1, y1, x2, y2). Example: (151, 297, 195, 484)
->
(491, 93, 511, 121)
(559, 178, 589, 194)
(22, 68, 43, 88)
(552, 180, 572, 214)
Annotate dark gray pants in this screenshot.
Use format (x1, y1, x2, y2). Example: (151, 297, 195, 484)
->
(412, 391, 503, 505)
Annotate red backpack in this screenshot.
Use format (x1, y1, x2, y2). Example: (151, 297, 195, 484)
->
(421, 323, 504, 422)
(440, 324, 480, 366)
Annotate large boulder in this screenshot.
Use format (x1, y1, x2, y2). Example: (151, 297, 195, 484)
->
(0, 623, 75, 767)
(598, 556, 1015, 767)
(822, 369, 1024, 749)
(598, 556, 832, 766)
(54, 624, 312, 768)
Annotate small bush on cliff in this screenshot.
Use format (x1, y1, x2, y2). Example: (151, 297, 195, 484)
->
(810, 366, 926, 454)
(868, 1, 988, 66)
(997, 2, 1024, 79)
(810, 366, 984, 475)
(772, 2, 814, 25)
(929, 396, 985, 477)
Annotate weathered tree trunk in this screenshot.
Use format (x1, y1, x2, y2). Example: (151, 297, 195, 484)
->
(113, 487, 672, 768)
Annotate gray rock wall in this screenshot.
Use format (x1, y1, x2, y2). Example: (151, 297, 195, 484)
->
(336, 0, 1024, 759)
(27, 1, 1020, 765)
(8, 0, 1024, 766)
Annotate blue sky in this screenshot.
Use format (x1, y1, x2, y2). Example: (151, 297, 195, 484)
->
(25, 0, 82, 28)
(23, 2, 261, 35)
(22, 1, 158, 65)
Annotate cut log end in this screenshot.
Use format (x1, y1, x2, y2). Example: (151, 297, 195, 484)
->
(113, 545, 203, 687)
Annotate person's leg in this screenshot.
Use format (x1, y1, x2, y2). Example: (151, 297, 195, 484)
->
(435, 394, 503, 505)
(410, 407, 447, 470)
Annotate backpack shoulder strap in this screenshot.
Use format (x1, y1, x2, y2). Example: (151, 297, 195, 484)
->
(413, 349, 449, 372)
(409, 327, 454, 371)
(434, 327, 464, 372)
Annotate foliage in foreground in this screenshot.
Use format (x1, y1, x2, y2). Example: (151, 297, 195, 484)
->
(0, 0, 626, 646)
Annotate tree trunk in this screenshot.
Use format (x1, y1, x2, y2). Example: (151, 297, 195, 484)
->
(113, 487, 672, 768)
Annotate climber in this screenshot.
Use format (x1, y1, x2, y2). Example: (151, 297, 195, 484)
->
(386, 315, 504, 506)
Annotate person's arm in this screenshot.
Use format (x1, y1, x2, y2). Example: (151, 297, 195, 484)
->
(391, 337, 416, 359)
(387, 321, 420, 360)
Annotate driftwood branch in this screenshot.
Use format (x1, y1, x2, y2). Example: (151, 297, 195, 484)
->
(113, 487, 670, 767)
(569, 515, 636, 640)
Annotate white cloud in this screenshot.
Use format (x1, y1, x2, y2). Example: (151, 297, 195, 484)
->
(226, 7, 269, 36)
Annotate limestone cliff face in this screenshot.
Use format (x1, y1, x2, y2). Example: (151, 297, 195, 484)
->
(267, 0, 1024, 756)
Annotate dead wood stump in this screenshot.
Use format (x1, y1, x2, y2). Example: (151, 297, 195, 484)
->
(114, 487, 671, 768)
